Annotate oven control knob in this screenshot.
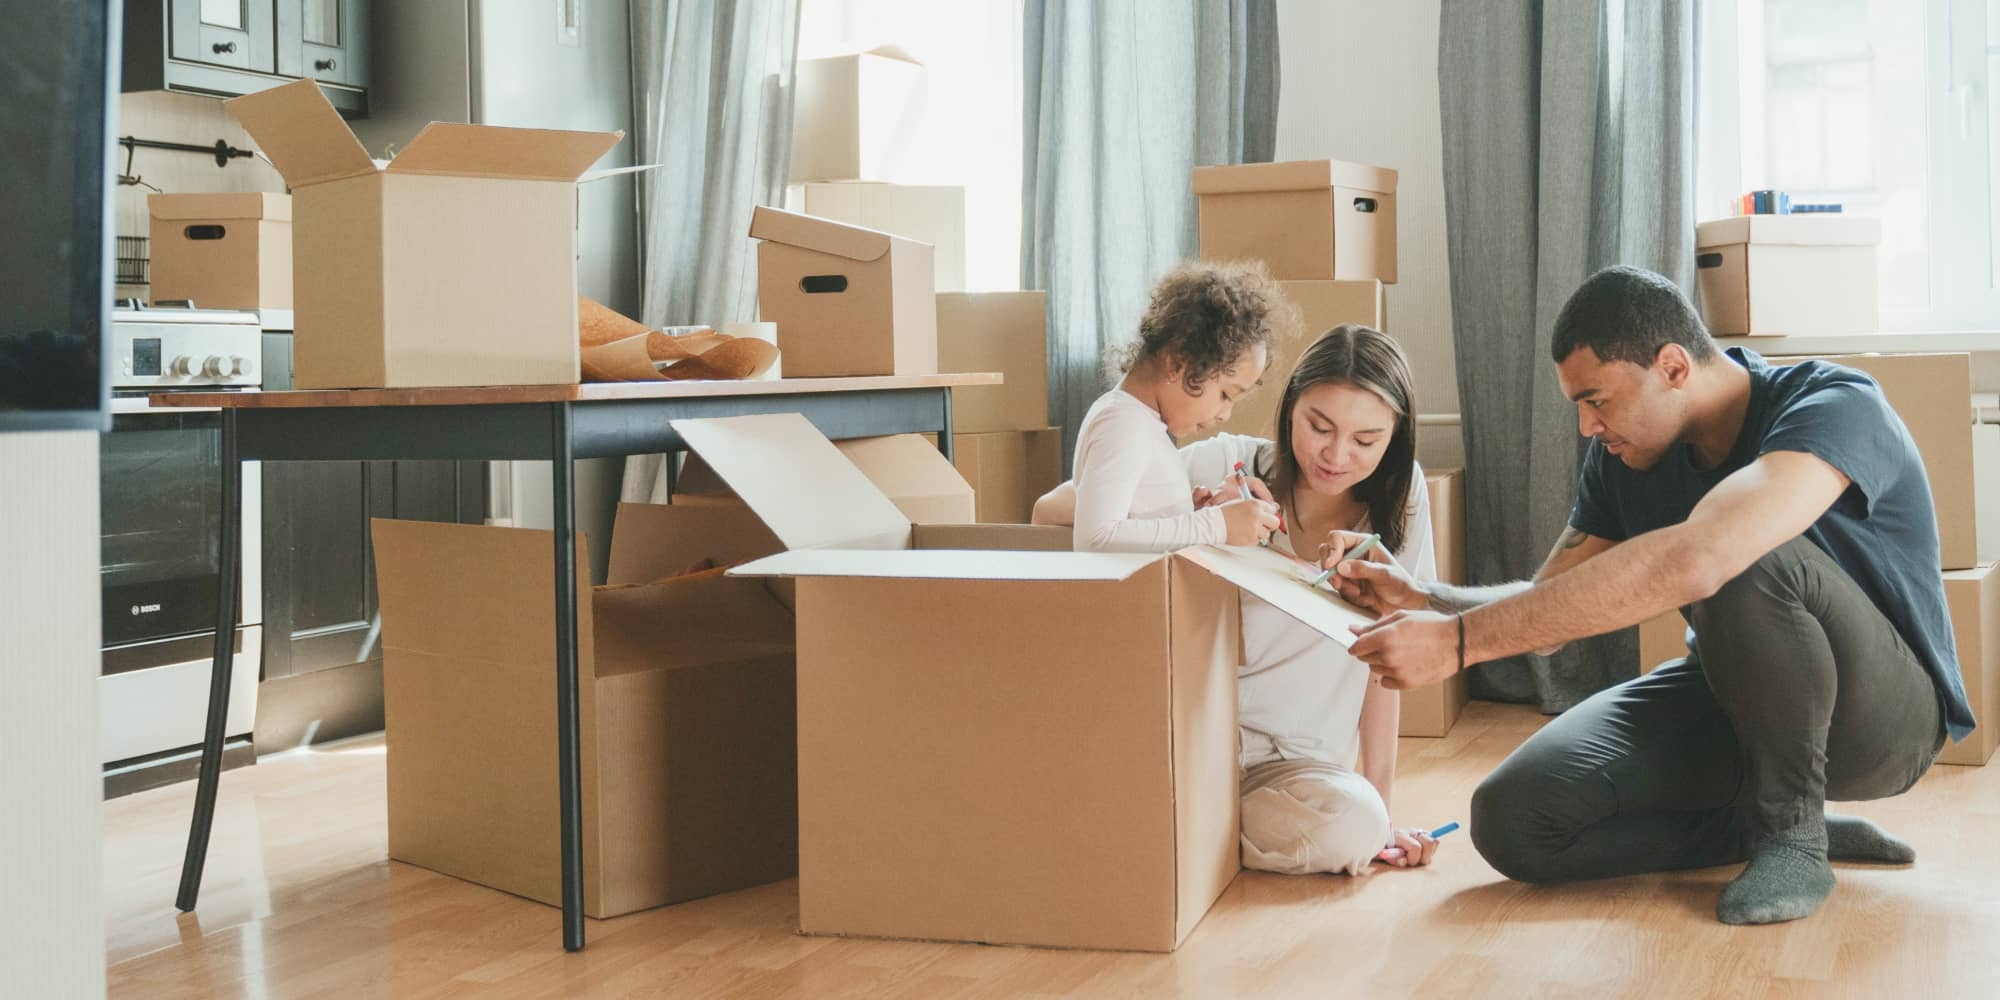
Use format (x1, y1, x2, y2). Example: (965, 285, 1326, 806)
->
(228, 356, 251, 377)
(168, 355, 193, 376)
(200, 355, 227, 378)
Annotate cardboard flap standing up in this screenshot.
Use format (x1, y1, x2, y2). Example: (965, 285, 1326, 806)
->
(223, 79, 378, 187)
(386, 122, 622, 181)
(737, 547, 1157, 582)
(749, 205, 897, 263)
(670, 414, 912, 552)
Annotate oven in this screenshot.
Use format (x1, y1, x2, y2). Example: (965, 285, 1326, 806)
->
(100, 304, 263, 783)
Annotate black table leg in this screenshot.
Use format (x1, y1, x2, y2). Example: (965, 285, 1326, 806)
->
(551, 402, 586, 950)
(177, 409, 243, 912)
(936, 387, 955, 462)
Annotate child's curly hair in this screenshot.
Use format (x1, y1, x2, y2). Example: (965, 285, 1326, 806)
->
(1106, 260, 1290, 395)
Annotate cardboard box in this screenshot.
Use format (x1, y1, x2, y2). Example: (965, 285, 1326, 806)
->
(678, 413, 1382, 951)
(371, 510, 799, 918)
(790, 183, 965, 292)
(1769, 353, 1986, 569)
(1402, 469, 1470, 737)
(1696, 216, 1881, 337)
(790, 47, 926, 183)
(951, 427, 1064, 524)
(1184, 279, 1386, 444)
(1638, 611, 1690, 674)
(1193, 160, 1399, 283)
(936, 291, 1049, 433)
(750, 206, 937, 378)
(147, 193, 293, 310)
(677, 433, 975, 525)
(226, 80, 620, 388)
(1938, 564, 1999, 766)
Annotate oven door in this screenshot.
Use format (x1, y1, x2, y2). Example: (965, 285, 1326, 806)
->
(99, 392, 261, 650)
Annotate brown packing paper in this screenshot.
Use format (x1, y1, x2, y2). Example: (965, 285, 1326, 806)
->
(576, 298, 781, 382)
(657, 338, 781, 381)
(580, 296, 654, 348)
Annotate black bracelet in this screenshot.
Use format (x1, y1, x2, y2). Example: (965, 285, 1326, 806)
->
(1455, 611, 1466, 674)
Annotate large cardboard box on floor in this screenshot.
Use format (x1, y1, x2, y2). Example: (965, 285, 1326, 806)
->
(673, 413, 1381, 951)
(226, 79, 621, 388)
(951, 427, 1063, 524)
(1402, 469, 1470, 737)
(1938, 564, 1999, 766)
(1769, 352, 1988, 569)
(790, 47, 926, 183)
(937, 291, 1049, 433)
(1184, 279, 1386, 444)
(371, 510, 798, 918)
(1193, 160, 1399, 283)
(751, 207, 937, 378)
(676, 433, 975, 526)
(790, 183, 965, 292)
(147, 193, 293, 310)
(1696, 216, 1880, 336)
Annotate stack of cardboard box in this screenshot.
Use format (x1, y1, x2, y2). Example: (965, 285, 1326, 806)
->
(1696, 216, 1881, 338)
(1635, 352, 1998, 766)
(935, 291, 1062, 522)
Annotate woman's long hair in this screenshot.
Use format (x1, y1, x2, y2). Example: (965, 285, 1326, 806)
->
(1259, 324, 1420, 554)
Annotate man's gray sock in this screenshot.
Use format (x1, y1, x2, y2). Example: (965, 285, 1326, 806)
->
(1717, 822, 1835, 926)
(1826, 814, 1916, 864)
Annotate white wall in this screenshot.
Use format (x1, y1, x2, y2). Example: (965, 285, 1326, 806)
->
(1275, 0, 1457, 419)
(0, 432, 105, 997)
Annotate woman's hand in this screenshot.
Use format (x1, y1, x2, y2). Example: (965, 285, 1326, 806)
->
(1378, 826, 1441, 867)
(1319, 529, 1428, 614)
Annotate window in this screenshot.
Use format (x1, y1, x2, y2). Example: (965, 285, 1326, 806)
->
(795, 0, 1025, 291)
(1699, 0, 2000, 329)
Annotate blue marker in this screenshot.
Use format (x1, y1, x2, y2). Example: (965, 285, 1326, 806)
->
(1377, 821, 1460, 863)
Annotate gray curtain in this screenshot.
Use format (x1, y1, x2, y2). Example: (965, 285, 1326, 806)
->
(1438, 0, 1697, 711)
(1021, 0, 1279, 464)
(621, 0, 801, 503)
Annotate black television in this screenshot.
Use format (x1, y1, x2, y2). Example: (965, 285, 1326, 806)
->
(0, 3, 116, 430)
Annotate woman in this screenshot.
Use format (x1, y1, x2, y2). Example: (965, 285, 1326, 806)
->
(1034, 324, 1444, 875)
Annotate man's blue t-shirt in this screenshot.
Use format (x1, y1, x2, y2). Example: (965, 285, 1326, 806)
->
(1569, 348, 1975, 742)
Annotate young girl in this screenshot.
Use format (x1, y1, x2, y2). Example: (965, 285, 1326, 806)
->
(1038, 325, 1443, 875)
(1071, 261, 1285, 552)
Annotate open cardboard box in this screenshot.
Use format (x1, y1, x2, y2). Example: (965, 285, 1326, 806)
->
(371, 511, 798, 918)
(664, 413, 1377, 952)
(226, 79, 626, 388)
(676, 432, 976, 526)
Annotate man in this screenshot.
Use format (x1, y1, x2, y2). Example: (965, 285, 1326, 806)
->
(1332, 265, 1973, 925)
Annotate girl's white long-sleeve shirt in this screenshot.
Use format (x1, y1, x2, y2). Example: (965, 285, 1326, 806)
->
(1069, 388, 1228, 553)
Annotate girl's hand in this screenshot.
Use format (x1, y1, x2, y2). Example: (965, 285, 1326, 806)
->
(1217, 471, 1276, 505)
(1378, 826, 1441, 867)
(1220, 498, 1281, 546)
(1191, 484, 1219, 510)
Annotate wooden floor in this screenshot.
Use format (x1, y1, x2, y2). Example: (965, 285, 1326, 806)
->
(104, 702, 2000, 999)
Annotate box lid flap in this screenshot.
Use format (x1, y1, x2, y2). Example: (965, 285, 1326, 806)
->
(1695, 215, 1882, 248)
(834, 435, 974, 507)
(147, 192, 291, 222)
(863, 43, 920, 64)
(384, 122, 622, 181)
(749, 206, 894, 263)
(1192, 159, 1398, 196)
(224, 79, 377, 187)
(1174, 544, 1372, 648)
(670, 413, 912, 551)
(730, 548, 1157, 582)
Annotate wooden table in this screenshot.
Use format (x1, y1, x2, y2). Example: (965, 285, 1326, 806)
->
(155, 373, 1000, 952)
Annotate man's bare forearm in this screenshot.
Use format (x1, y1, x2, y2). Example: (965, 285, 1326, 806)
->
(1424, 580, 1534, 614)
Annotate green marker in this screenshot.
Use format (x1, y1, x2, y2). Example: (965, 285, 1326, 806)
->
(1309, 533, 1379, 588)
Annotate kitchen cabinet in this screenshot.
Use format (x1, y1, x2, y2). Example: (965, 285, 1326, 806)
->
(254, 332, 481, 751)
(124, 0, 369, 117)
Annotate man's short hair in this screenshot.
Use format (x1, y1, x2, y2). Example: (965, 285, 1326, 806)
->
(1550, 265, 1718, 367)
